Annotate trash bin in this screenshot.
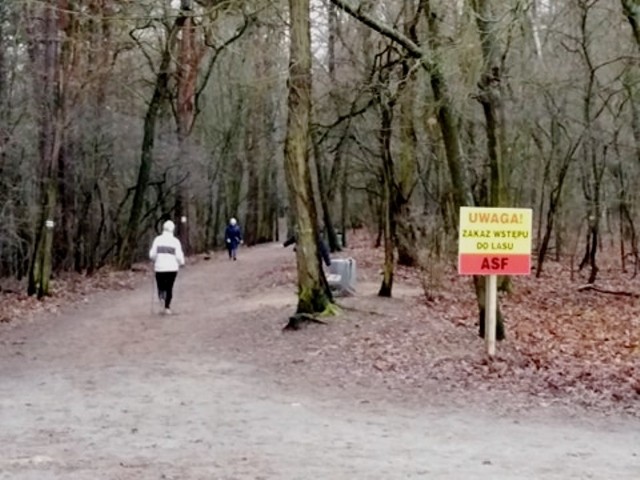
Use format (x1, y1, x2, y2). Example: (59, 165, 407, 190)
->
(328, 258, 356, 296)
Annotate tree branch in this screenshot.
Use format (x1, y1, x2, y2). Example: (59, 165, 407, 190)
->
(329, 0, 423, 59)
(577, 284, 640, 297)
(193, 12, 253, 128)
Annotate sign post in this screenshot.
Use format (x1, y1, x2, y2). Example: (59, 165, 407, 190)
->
(485, 274, 498, 356)
(458, 207, 533, 356)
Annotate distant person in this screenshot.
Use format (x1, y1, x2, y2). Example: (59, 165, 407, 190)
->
(149, 220, 185, 315)
(284, 231, 331, 267)
(224, 217, 243, 260)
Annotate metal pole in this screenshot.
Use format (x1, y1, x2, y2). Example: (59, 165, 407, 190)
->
(485, 274, 498, 356)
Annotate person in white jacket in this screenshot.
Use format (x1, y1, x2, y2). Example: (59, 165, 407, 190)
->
(149, 220, 185, 315)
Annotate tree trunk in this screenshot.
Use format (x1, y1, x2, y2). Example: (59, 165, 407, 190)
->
(370, 186, 383, 248)
(395, 1, 420, 267)
(577, 3, 604, 285)
(285, 0, 333, 314)
(225, 149, 244, 225)
(579, 143, 603, 286)
(622, 0, 640, 48)
(471, 0, 511, 292)
(244, 147, 260, 245)
(56, 142, 76, 271)
(27, 1, 63, 298)
(80, 0, 114, 274)
(340, 155, 349, 248)
(621, 3, 640, 164)
(174, 0, 200, 255)
(243, 31, 263, 246)
(621, 203, 640, 275)
(623, 74, 640, 164)
(213, 185, 223, 248)
(378, 99, 395, 297)
(0, 0, 7, 170)
(307, 1, 342, 253)
(422, 1, 505, 338)
(472, 0, 508, 209)
(330, 0, 506, 339)
(537, 193, 558, 277)
(29, 177, 59, 298)
(205, 181, 215, 249)
(536, 160, 572, 276)
(259, 149, 278, 242)
(259, 90, 278, 244)
(579, 215, 599, 284)
(311, 128, 341, 251)
(117, 14, 186, 269)
(421, 9, 473, 210)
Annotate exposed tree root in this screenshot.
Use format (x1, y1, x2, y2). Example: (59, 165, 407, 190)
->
(283, 313, 328, 331)
(577, 284, 640, 298)
(334, 303, 384, 316)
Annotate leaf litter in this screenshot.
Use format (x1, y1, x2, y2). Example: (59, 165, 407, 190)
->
(0, 254, 211, 326)
(228, 230, 639, 418)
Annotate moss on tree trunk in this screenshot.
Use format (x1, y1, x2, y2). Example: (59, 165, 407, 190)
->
(29, 177, 58, 298)
(284, 0, 334, 317)
(297, 285, 332, 314)
(28, 2, 62, 298)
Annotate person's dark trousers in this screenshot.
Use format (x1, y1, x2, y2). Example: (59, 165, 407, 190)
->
(155, 271, 178, 309)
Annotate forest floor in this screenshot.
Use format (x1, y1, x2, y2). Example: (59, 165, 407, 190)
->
(1, 231, 639, 479)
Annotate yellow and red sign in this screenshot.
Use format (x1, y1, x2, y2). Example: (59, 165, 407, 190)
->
(458, 207, 533, 275)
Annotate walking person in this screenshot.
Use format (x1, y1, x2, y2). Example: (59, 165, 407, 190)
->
(149, 220, 185, 315)
(224, 218, 243, 260)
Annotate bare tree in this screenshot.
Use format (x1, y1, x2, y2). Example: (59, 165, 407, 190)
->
(117, 7, 188, 269)
(330, 0, 506, 338)
(26, 1, 65, 297)
(285, 0, 334, 315)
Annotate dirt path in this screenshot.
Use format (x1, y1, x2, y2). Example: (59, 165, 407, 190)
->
(1, 244, 639, 479)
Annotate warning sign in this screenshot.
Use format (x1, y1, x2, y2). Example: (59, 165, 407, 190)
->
(458, 207, 533, 275)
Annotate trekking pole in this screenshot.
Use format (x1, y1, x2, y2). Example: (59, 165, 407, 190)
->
(150, 270, 156, 315)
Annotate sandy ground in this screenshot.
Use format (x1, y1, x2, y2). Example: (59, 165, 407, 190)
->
(1, 243, 639, 479)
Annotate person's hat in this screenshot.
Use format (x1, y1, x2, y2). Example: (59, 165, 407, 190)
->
(163, 220, 175, 233)
(230, 218, 237, 225)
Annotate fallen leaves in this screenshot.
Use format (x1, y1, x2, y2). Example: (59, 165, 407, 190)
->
(239, 229, 640, 418)
(0, 264, 150, 325)
(1, 254, 212, 326)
